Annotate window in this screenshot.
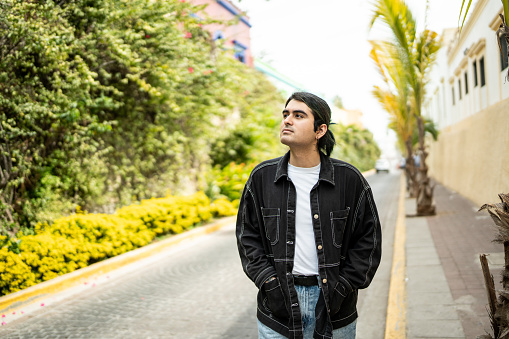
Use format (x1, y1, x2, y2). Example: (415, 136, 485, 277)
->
(473, 61, 478, 87)
(452, 85, 455, 105)
(233, 40, 247, 64)
(480, 57, 486, 87)
(501, 37, 508, 71)
(458, 79, 462, 100)
(464, 72, 468, 94)
(213, 30, 224, 41)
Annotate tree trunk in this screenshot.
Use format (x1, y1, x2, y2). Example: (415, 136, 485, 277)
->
(405, 139, 418, 198)
(416, 116, 436, 216)
(494, 241, 509, 339)
(480, 254, 499, 338)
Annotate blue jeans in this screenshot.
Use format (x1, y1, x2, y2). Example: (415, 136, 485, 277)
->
(257, 284, 356, 338)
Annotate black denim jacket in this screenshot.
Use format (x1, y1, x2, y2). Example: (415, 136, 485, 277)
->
(236, 151, 382, 339)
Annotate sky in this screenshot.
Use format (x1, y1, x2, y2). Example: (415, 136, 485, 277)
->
(230, 0, 467, 159)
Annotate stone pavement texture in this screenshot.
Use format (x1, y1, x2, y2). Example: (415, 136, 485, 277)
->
(426, 183, 501, 339)
(405, 181, 501, 339)
(406, 198, 465, 339)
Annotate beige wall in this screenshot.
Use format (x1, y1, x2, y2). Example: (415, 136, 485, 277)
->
(428, 98, 509, 207)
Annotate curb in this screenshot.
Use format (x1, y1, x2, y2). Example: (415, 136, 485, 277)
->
(0, 215, 236, 315)
(384, 173, 407, 338)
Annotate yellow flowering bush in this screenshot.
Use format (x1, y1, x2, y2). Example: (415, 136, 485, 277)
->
(116, 192, 214, 235)
(211, 198, 238, 217)
(0, 247, 37, 295)
(0, 192, 236, 296)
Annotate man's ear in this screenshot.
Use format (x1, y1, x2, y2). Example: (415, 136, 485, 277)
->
(316, 124, 328, 139)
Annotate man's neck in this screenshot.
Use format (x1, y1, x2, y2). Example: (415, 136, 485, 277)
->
(289, 148, 321, 168)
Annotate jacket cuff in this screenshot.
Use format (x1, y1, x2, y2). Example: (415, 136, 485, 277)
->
(255, 266, 277, 289)
(338, 275, 353, 294)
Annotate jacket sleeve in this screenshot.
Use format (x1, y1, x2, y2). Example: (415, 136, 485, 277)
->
(336, 186, 382, 301)
(236, 182, 277, 289)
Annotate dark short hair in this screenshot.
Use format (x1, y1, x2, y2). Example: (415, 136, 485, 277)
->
(285, 92, 336, 156)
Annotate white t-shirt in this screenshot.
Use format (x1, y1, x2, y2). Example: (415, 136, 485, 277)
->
(288, 163, 320, 276)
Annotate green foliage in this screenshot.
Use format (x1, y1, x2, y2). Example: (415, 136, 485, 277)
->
(210, 128, 256, 168)
(209, 68, 285, 167)
(206, 162, 256, 202)
(330, 124, 381, 172)
(0, 0, 283, 230)
(333, 96, 344, 109)
(0, 0, 113, 228)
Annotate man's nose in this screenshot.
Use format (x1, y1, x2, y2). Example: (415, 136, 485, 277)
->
(283, 115, 293, 124)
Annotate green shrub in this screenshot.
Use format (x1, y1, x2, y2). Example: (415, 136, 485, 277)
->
(0, 192, 236, 296)
(206, 162, 255, 201)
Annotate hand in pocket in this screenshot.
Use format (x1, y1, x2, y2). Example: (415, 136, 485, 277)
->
(263, 277, 289, 319)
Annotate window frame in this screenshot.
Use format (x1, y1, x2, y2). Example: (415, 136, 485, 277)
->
(480, 56, 486, 87)
(473, 61, 478, 87)
(464, 71, 469, 94)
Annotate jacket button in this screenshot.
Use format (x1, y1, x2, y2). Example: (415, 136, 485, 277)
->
(322, 278, 327, 284)
(313, 214, 319, 219)
(317, 245, 323, 250)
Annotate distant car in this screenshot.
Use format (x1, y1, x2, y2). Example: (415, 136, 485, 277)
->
(375, 159, 390, 173)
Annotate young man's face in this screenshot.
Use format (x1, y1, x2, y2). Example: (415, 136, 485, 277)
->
(280, 99, 317, 149)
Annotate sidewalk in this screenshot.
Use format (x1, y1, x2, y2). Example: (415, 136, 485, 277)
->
(404, 182, 501, 339)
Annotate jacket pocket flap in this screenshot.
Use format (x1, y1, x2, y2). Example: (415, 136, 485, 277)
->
(330, 207, 350, 220)
(261, 207, 280, 217)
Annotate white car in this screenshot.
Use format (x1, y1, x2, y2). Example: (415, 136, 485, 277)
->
(375, 159, 390, 173)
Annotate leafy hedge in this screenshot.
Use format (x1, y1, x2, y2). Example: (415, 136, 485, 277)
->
(0, 192, 236, 296)
(0, 0, 284, 231)
(207, 162, 256, 202)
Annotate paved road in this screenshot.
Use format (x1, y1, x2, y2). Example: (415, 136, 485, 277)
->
(0, 172, 400, 339)
(357, 171, 400, 339)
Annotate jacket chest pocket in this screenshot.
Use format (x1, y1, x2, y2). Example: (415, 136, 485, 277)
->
(261, 207, 280, 246)
(330, 207, 350, 248)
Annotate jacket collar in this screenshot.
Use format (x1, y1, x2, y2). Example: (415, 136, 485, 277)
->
(274, 151, 335, 186)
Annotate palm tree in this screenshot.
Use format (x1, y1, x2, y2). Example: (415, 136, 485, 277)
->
(370, 0, 441, 215)
(370, 40, 419, 197)
(479, 193, 509, 339)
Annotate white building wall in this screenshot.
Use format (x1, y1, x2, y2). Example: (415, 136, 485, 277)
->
(425, 0, 508, 128)
(424, 0, 509, 206)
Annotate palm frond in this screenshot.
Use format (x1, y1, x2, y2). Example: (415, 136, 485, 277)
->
(458, 0, 474, 34)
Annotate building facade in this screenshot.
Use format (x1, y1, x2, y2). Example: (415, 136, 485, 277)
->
(330, 107, 364, 128)
(424, 0, 509, 206)
(191, 0, 253, 67)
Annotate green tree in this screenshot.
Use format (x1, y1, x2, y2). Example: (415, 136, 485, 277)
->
(330, 123, 381, 172)
(333, 95, 344, 109)
(370, 39, 418, 196)
(0, 0, 113, 229)
(370, 0, 441, 215)
(0, 0, 286, 231)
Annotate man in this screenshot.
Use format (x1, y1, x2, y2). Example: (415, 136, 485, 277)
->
(236, 92, 382, 339)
